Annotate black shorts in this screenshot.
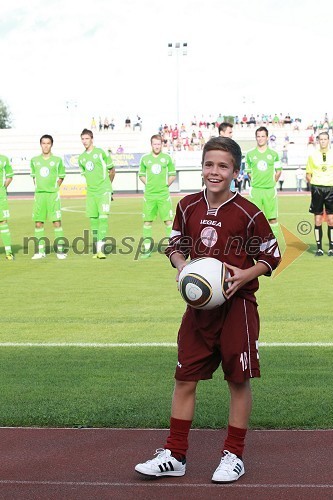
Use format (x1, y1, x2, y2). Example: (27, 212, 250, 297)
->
(309, 185, 333, 215)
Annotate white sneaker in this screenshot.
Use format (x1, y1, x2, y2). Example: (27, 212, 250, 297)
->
(135, 448, 186, 477)
(56, 252, 68, 259)
(212, 450, 245, 483)
(31, 253, 46, 260)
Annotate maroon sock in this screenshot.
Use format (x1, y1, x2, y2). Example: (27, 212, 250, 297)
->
(223, 425, 247, 458)
(164, 417, 192, 460)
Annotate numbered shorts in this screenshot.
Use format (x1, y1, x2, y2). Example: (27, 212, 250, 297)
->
(86, 191, 111, 218)
(309, 185, 333, 215)
(249, 187, 278, 220)
(143, 195, 173, 222)
(0, 196, 10, 221)
(175, 296, 260, 384)
(33, 192, 62, 222)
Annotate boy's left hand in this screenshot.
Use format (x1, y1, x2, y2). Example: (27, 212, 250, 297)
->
(224, 263, 252, 298)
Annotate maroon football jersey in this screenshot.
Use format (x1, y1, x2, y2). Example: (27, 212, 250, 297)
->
(166, 190, 281, 300)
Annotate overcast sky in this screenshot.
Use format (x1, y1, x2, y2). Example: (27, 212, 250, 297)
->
(1, 0, 332, 132)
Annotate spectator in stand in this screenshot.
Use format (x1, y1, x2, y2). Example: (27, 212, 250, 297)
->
(243, 171, 251, 190)
(248, 115, 256, 126)
(99, 117, 103, 131)
(236, 170, 244, 193)
(171, 125, 179, 147)
(284, 114, 292, 126)
(133, 115, 142, 131)
(296, 166, 304, 192)
(308, 134, 315, 147)
(241, 115, 248, 127)
(206, 115, 214, 129)
(199, 116, 206, 128)
(103, 117, 109, 130)
(269, 134, 277, 149)
(215, 113, 224, 128)
(281, 145, 288, 166)
(109, 118, 115, 130)
(125, 117, 131, 128)
(91, 117, 96, 129)
(273, 114, 280, 127)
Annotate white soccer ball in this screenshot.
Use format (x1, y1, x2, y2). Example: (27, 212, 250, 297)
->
(178, 257, 230, 310)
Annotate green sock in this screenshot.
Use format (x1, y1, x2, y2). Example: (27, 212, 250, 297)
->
(96, 217, 108, 252)
(0, 223, 12, 254)
(270, 222, 279, 239)
(97, 216, 108, 242)
(54, 226, 65, 253)
(143, 225, 153, 250)
(35, 227, 46, 253)
(90, 218, 99, 253)
(165, 224, 172, 238)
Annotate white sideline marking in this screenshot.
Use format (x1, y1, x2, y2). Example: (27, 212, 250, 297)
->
(0, 479, 331, 489)
(0, 342, 332, 348)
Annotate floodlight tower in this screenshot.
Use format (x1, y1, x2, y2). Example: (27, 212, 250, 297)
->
(168, 42, 188, 125)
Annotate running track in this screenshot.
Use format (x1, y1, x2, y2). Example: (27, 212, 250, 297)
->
(0, 428, 332, 499)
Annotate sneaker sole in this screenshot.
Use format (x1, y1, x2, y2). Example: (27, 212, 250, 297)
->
(135, 467, 186, 477)
(212, 468, 245, 483)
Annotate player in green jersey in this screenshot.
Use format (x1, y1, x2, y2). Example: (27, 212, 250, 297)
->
(0, 154, 14, 260)
(138, 134, 176, 259)
(245, 127, 282, 238)
(78, 129, 115, 259)
(30, 135, 67, 259)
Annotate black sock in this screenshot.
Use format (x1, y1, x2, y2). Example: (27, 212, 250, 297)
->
(328, 226, 333, 250)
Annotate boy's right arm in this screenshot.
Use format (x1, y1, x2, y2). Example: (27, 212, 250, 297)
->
(170, 252, 187, 281)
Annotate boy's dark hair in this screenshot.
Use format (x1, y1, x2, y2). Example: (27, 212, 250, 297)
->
(40, 134, 53, 145)
(255, 126, 269, 137)
(81, 128, 93, 138)
(151, 134, 162, 143)
(202, 137, 242, 171)
(218, 121, 233, 134)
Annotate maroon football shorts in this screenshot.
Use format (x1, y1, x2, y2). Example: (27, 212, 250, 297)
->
(175, 296, 260, 384)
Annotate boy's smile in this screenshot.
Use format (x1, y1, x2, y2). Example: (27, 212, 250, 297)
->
(202, 150, 238, 205)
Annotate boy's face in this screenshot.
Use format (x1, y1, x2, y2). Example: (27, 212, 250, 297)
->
(202, 150, 238, 194)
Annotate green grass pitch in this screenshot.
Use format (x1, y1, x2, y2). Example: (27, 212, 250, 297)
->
(0, 194, 332, 428)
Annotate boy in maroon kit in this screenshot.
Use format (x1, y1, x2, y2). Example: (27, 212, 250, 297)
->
(135, 137, 281, 483)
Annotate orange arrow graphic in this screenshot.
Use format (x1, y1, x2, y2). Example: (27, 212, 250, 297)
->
(273, 224, 310, 278)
